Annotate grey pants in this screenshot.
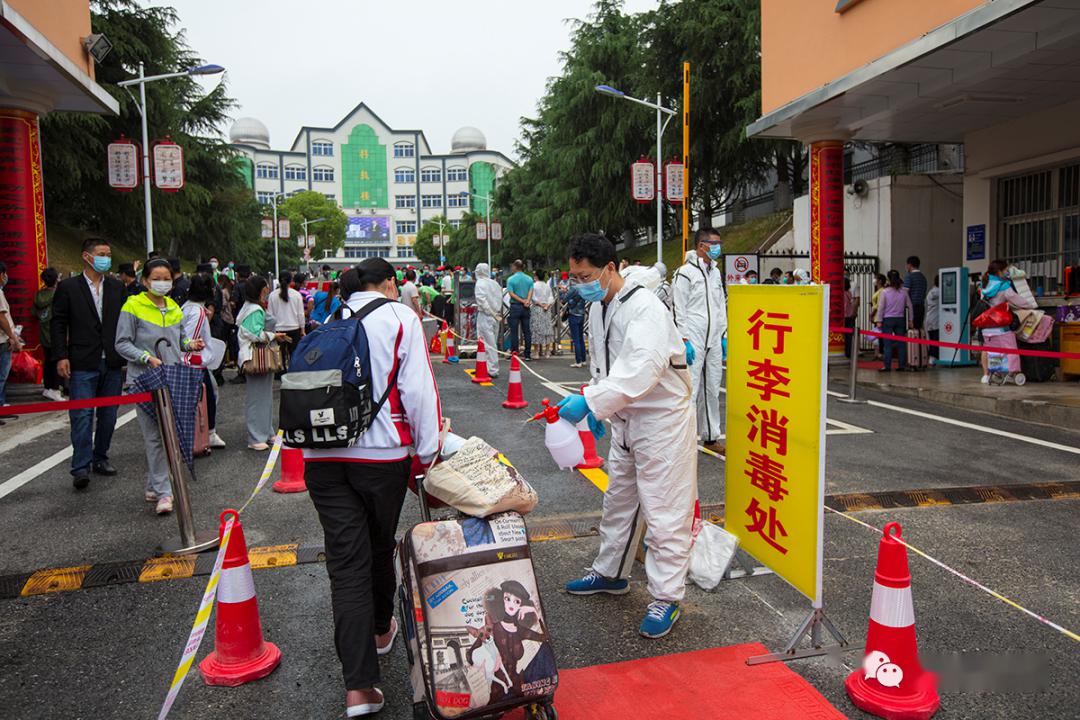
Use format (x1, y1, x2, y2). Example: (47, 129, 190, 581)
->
(135, 406, 172, 498)
(245, 371, 275, 445)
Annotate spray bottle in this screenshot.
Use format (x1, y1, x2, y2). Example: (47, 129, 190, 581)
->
(528, 398, 585, 470)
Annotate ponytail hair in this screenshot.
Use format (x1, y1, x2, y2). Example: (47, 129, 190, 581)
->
(279, 271, 292, 301)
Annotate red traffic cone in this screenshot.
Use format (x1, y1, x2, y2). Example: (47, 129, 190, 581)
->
(472, 338, 492, 383)
(199, 509, 282, 686)
(502, 353, 528, 408)
(845, 522, 939, 720)
(444, 327, 459, 364)
(574, 386, 603, 469)
(272, 447, 307, 493)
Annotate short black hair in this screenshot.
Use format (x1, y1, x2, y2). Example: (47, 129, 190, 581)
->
(244, 276, 268, 303)
(41, 267, 59, 287)
(906, 256, 921, 268)
(568, 233, 617, 269)
(770, 267, 782, 277)
(168, 257, 182, 274)
(119, 263, 137, 278)
(695, 227, 721, 245)
(357, 258, 397, 290)
(82, 237, 109, 254)
(512, 259, 524, 270)
(404, 269, 416, 281)
(187, 273, 215, 303)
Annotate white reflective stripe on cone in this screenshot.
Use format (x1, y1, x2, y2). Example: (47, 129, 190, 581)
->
(218, 564, 257, 604)
(510, 371, 521, 382)
(869, 581, 915, 628)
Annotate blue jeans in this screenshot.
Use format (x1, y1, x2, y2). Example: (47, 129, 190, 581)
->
(68, 358, 124, 474)
(569, 314, 586, 364)
(0, 344, 11, 406)
(881, 316, 907, 370)
(508, 303, 532, 358)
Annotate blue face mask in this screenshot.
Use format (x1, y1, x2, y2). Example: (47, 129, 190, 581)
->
(577, 268, 609, 302)
(706, 244, 722, 261)
(91, 256, 111, 273)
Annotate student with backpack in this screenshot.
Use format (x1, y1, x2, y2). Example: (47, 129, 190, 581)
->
(289, 259, 441, 717)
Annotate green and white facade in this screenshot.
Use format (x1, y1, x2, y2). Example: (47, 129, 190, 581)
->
(229, 103, 513, 264)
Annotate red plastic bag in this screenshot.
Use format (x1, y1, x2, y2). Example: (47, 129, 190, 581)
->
(973, 303, 1013, 329)
(9, 350, 43, 384)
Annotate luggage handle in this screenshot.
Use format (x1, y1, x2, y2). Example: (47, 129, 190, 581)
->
(415, 469, 432, 522)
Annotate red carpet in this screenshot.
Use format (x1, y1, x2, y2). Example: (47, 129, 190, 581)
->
(508, 643, 846, 719)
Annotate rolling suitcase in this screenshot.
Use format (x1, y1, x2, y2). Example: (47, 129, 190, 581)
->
(1019, 339, 1056, 383)
(396, 475, 558, 720)
(906, 327, 929, 370)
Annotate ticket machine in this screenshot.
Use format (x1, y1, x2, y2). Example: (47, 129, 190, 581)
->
(937, 266, 974, 366)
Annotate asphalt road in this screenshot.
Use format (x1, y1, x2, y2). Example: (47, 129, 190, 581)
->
(0, 352, 1077, 719)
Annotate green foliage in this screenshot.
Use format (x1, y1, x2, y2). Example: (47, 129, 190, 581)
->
(414, 216, 449, 266)
(38, 0, 260, 263)
(413, 214, 492, 270)
(279, 191, 348, 261)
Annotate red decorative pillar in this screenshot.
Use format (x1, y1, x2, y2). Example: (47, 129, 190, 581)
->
(0, 109, 48, 356)
(810, 140, 845, 358)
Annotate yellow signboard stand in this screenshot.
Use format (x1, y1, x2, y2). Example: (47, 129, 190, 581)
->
(724, 284, 848, 664)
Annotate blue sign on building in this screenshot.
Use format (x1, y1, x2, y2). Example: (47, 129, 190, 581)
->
(966, 224, 986, 261)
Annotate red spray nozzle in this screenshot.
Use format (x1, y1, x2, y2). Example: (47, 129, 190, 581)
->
(527, 398, 562, 424)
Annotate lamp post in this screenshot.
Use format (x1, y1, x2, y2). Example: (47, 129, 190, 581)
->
(430, 217, 447, 265)
(468, 192, 493, 268)
(301, 217, 326, 267)
(595, 84, 676, 266)
(118, 63, 225, 258)
(268, 191, 289, 281)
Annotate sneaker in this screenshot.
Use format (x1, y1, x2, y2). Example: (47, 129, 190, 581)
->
(980, 374, 990, 384)
(376, 616, 398, 656)
(639, 600, 680, 639)
(145, 491, 158, 503)
(565, 569, 629, 595)
(208, 432, 227, 449)
(346, 688, 385, 717)
(156, 496, 174, 515)
(42, 388, 64, 402)
(248, 442, 269, 451)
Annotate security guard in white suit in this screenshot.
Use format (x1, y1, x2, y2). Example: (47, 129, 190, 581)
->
(559, 234, 697, 639)
(673, 228, 728, 452)
(473, 263, 502, 377)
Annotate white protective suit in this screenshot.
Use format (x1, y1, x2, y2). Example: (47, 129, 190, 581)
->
(672, 253, 728, 443)
(474, 263, 502, 376)
(582, 280, 698, 602)
(620, 262, 672, 310)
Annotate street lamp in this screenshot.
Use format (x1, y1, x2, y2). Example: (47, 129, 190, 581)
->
(430, 217, 447, 265)
(468, 191, 493, 268)
(301, 217, 326, 264)
(118, 63, 225, 258)
(266, 191, 289, 280)
(595, 84, 676, 265)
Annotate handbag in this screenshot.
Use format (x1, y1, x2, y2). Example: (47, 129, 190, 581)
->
(243, 341, 282, 375)
(973, 303, 1014, 329)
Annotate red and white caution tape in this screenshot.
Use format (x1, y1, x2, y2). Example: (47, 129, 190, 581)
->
(0, 392, 152, 416)
(829, 325, 1080, 360)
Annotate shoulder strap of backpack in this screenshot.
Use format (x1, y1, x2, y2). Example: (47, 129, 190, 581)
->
(348, 297, 402, 418)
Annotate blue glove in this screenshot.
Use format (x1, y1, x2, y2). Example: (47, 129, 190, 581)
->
(556, 394, 591, 424)
(684, 340, 696, 366)
(587, 413, 606, 440)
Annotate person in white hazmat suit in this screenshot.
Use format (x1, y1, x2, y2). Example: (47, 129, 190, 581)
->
(558, 233, 698, 639)
(473, 263, 502, 377)
(620, 261, 672, 309)
(673, 228, 728, 453)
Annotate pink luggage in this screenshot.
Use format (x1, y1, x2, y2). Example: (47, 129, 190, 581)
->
(983, 328, 1021, 374)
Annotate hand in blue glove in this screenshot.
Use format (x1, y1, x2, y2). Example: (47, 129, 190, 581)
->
(684, 340, 696, 366)
(556, 393, 591, 424)
(586, 412, 606, 440)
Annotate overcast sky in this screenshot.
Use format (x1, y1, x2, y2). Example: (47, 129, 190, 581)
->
(150, 0, 660, 159)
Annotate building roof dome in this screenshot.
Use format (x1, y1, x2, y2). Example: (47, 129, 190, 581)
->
(229, 117, 270, 149)
(451, 126, 487, 153)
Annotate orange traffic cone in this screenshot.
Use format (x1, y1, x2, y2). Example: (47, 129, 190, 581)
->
(430, 326, 443, 355)
(199, 509, 282, 686)
(574, 385, 604, 469)
(502, 353, 528, 408)
(472, 338, 492, 383)
(444, 327, 459, 364)
(845, 522, 939, 720)
(272, 447, 307, 493)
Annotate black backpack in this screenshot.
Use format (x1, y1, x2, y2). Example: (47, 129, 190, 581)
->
(278, 298, 397, 449)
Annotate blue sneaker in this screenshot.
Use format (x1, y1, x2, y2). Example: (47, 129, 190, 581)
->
(639, 600, 680, 638)
(565, 569, 629, 596)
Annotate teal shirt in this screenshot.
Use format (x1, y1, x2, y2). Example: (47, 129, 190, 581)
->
(506, 272, 533, 303)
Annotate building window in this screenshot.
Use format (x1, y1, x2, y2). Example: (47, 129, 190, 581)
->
(421, 168, 442, 183)
(313, 166, 335, 182)
(394, 142, 415, 158)
(396, 221, 417, 234)
(447, 166, 468, 182)
(421, 194, 442, 208)
(257, 191, 275, 205)
(256, 163, 278, 179)
(284, 165, 306, 181)
(312, 140, 334, 156)
(395, 195, 416, 209)
(447, 192, 469, 208)
(449, 219, 462, 229)
(345, 248, 389, 259)
(397, 245, 414, 258)
(394, 167, 415, 184)
(324, 193, 336, 201)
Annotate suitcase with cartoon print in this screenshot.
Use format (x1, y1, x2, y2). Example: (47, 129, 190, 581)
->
(396, 480, 558, 720)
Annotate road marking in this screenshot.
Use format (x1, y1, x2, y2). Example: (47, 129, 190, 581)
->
(578, 467, 609, 492)
(463, 368, 494, 387)
(0, 415, 69, 455)
(0, 410, 136, 501)
(825, 390, 1080, 456)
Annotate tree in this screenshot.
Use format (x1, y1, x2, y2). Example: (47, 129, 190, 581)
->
(39, 0, 260, 261)
(279, 191, 347, 262)
(413, 216, 451, 266)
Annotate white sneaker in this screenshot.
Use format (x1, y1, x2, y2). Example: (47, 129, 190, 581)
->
(42, 389, 64, 402)
(346, 689, 385, 717)
(980, 374, 990, 384)
(156, 496, 174, 515)
(208, 432, 226, 449)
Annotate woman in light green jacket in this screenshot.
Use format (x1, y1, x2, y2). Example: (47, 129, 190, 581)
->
(236, 276, 288, 450)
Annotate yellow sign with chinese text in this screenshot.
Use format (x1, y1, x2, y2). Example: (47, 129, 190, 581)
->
(725, 284, 828, 605)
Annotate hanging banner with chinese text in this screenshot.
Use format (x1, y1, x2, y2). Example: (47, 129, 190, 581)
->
(724, 284, 828, 606)
(475, 222, 488, 241)
(631, 158, 655, 203)
(490, 221, 502, 241)
(107, 138, 139, 190)
(152, 140, 184, 191)
(664, 160, 684, 203)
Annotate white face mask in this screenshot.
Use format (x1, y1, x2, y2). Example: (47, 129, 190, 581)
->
(149, 280, 173, 297)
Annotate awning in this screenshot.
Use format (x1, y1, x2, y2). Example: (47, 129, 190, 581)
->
(0, 2, 118, 115)
(748, 0, 1080, 144)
